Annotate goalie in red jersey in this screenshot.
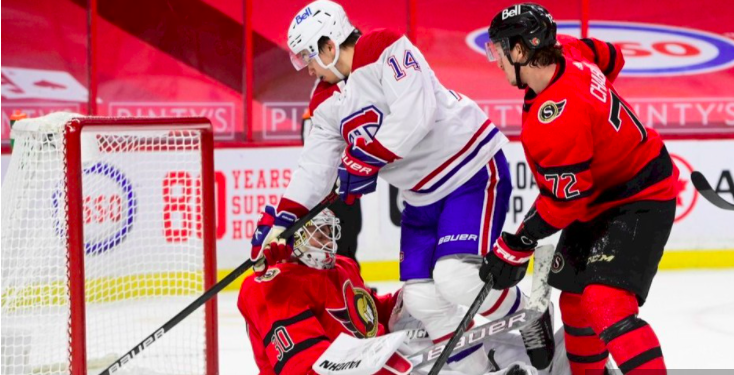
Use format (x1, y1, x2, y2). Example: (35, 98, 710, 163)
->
(238, 208, 411, 375)
(480, 4, 679, 374)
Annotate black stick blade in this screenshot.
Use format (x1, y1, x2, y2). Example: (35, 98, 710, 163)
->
(691, 171, 734, 211)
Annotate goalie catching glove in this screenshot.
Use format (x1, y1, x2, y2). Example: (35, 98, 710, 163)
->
(480, 231, 537, 290)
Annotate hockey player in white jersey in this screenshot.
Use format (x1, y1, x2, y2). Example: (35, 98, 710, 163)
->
(249, 1, 554, 373)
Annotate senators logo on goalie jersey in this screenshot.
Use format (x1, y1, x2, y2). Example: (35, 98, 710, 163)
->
(327, 280, 379, 339)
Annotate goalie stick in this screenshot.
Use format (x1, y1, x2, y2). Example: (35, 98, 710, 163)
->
(691, 171, 734, 211)
(423, 244, 554, 374)
(99, 192, 340, 375)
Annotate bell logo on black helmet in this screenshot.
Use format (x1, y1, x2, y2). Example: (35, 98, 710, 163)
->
(489, 3, 557, 51)
(501, 4, 521, 20)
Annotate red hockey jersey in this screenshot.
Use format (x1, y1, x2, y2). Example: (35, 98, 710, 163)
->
(238, 256, 398, 375)
(519, 36, 679, 238)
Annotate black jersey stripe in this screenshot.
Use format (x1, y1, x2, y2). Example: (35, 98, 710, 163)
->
(549, 57, 566, 87)
(263, 309, 315, 346)
(539, 187, 594, 202)
(604, 42, 619, 76)
(273, 336, 330, 375)
(580, 38, 599, 66)
(534, 159, 592, 175)
(520, 206, 561, 240)
(592, 146, 673, 205)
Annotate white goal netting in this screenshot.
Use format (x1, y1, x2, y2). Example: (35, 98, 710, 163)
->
(2, 113, 214, 375)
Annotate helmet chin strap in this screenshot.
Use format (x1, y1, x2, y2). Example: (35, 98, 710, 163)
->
(316, 47, 346, 81)
(513, 64, 526, 90)
(505, 49, 535, 90)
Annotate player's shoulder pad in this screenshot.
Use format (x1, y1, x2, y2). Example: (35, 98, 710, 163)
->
(308, 80, 341, 114)
(352, 28, 404, 71)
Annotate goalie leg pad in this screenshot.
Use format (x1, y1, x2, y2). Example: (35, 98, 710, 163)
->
(402, 280, 464, 341)
(433, 256, 524, 320)
(402, 281, 489, 374)
(582, 284, 666, 373)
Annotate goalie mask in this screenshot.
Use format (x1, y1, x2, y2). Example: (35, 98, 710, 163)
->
(293, 209, 342, 270)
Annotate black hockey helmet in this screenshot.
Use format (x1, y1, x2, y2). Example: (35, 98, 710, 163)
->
(486, 3, 557, 89)
(488, 3, 557, 55)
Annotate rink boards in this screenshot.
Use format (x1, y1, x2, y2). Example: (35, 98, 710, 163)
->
(2, 139, 732, 285)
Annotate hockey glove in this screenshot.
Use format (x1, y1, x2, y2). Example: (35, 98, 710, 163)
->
(480, 231, 537, 290)
(250, 205, 298, 274)
(338, 138, 387, 205)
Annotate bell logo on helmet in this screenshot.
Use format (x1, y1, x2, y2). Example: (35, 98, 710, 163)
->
(501, 5, 521, 20)
(295, 7, 313, 25)
(530, 37, 540, 46)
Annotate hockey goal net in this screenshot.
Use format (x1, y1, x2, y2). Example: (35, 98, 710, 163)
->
(1, 113, 218, 375)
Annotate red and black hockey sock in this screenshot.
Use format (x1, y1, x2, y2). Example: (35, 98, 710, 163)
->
(559, 292, 608, 375)
(582, 284, 666, 374)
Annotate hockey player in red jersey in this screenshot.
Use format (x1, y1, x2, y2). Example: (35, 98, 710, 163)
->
(480, 4, 679, 374)
(248, 1, 557, 374)
(239, 208, 412, 375)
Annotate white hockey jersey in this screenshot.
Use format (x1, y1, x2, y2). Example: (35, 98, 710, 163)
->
(284, 29, 507, 210)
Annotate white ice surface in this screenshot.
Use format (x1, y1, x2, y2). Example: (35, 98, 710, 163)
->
(218, 269, 734, 373)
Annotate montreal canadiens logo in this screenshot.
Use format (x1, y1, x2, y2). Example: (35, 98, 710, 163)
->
(340, 105, 383, 144)
(669, 154, 697, 222)
(53, 162, 137, 254)
(466, 21, 734, 76)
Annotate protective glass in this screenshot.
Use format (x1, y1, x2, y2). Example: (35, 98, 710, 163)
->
(485, 41, 503, 62)
(289, 49, 317, 71)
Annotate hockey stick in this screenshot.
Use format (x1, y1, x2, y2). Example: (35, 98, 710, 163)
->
(691, 171, 734, 211)
(410, 308, 543, 369)
(422, 244, 555, 373)
(425, 276, 495, 375)
(99, 192, 340, 375)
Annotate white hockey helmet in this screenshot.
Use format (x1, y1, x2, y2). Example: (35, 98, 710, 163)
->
(287, 0, 355, 80)
(293, 208, 342, 270)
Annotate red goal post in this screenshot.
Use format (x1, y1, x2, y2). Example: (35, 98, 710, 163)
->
(1, 114, 218, 375)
